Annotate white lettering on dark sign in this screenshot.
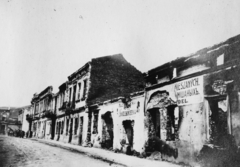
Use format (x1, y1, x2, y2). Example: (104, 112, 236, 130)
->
(174, 76, 203, 106)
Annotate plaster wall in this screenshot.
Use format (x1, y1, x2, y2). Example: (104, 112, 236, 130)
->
(145, 76, 207, 165)
(95, 95, 145, 153)
(177, 64, 210, 78)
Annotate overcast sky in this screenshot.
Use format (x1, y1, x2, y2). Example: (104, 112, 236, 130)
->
(0, 0, 240, 107)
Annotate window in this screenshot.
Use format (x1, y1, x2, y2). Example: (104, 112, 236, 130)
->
(69, 88, 72, 102)
(2, 116, 5, 121)
(73, 85, 77, 103)
(82, 80, 87, 100)
(35, 104, 39, 114)
(217, 54, 224, 66)
(78, 83, 81, 100)
(74, 118, 79, 135)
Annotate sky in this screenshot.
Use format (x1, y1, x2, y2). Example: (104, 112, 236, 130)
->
(0, 0, 240, 107)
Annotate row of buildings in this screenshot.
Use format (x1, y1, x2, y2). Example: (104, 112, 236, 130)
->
(22, 34, 240, 165)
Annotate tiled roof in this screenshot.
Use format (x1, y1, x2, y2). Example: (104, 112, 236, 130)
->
(87, 54, 145, 105)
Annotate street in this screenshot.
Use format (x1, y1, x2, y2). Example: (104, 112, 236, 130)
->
(0, 135, 123, 167)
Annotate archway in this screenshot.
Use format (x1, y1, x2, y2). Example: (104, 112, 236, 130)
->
(146, 90, 178, 141)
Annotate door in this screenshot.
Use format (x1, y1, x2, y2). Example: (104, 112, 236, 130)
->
(79, 117, 84, 145)
(69, 118, 73, 143)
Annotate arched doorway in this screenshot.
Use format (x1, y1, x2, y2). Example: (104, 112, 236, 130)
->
(101, 111, 114, 149)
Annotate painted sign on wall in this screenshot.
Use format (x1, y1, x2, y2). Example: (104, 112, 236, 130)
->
(174, 76, 203, 106)
(119, 110, 137, 117)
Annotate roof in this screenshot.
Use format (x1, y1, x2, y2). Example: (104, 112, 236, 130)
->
(31, 86, 53, 103)
(68, 63, 90, 81)
(87, 54, 145, 105)
(146, 34, 240, 76)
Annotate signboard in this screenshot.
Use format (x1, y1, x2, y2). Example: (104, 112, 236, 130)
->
(174, 76, 203, 106)
(119, 110, 137, 117)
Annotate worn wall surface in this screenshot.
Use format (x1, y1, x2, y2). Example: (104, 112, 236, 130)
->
(95, 95, 145, 153)
(145, 75, 207, 165)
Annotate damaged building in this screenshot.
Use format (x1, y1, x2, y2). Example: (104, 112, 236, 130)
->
(143, 34, 240, 165)
(53, 54, 145, 150)
(22, 34, 240, 166)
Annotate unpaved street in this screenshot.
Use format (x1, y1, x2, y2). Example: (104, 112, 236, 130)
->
(0, 135, 123, 167)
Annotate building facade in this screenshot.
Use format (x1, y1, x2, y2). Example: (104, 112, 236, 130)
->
(31, 86, 55, 139)
(143, 34, 240, 165)
(53, 54, 145, 149)
(90, 91, 145, 154)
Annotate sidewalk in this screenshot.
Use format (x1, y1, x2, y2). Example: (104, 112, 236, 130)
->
(30, 138, 182, 167)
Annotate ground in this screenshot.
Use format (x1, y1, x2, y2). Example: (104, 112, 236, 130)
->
(0, 135, 123, 167)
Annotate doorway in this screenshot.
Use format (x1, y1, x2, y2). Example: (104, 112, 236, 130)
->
(69, 118, 73, 143)
(79, 117, 84, 145)
(207, 96, 229, 146)
(101, 112, 114, 149)
(148, 108, 161, 138)
(123, 120, 134, 146)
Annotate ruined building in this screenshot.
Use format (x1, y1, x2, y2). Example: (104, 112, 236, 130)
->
(23, 34, 240, 166)
(143, 34, 240, 165)
(42, 54, 144, 150)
